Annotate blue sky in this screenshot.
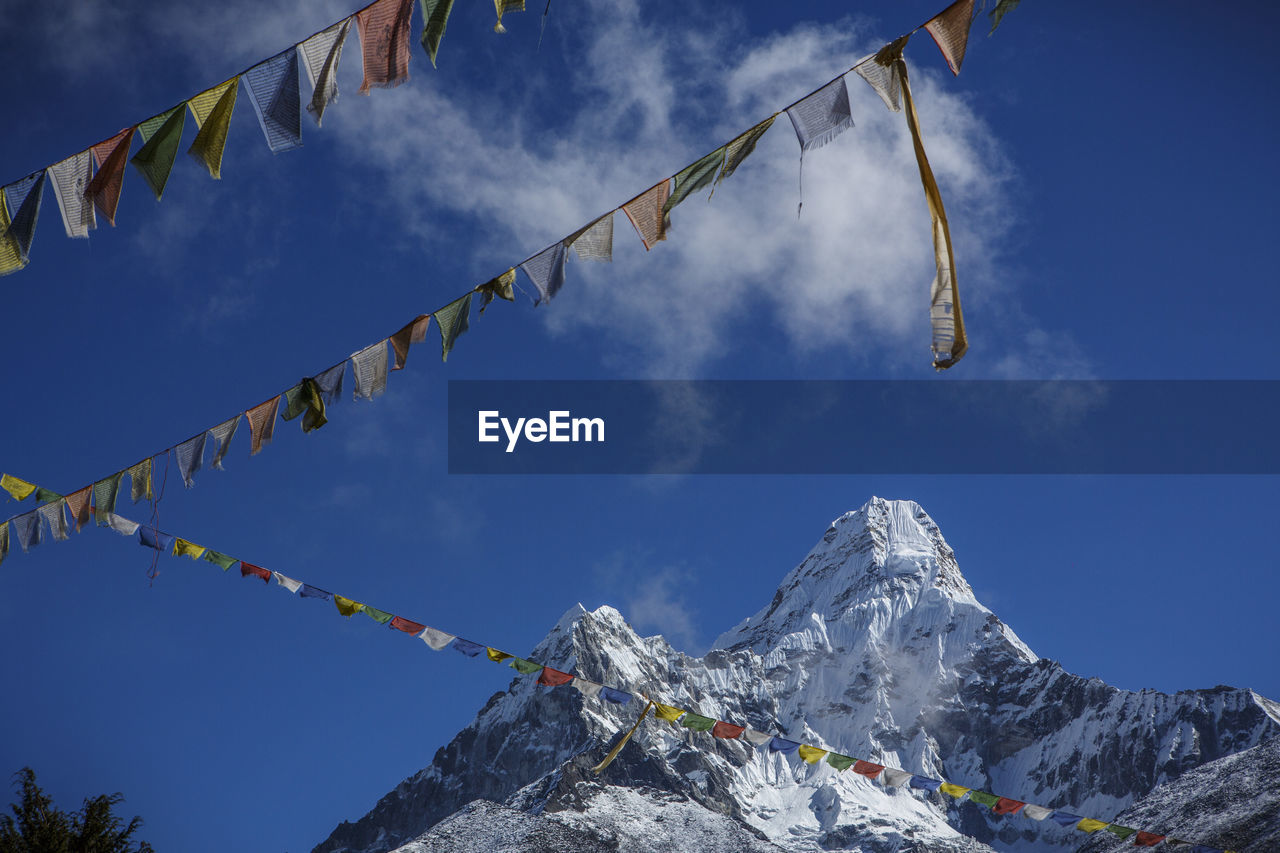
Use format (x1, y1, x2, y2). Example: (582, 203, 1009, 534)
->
(1, 1, 1278, 851)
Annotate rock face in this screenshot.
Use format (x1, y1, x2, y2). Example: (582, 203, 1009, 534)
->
(312, 498, 1280, 853)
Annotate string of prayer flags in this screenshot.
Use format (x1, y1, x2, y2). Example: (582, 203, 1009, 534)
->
(187, 78, 239, 179)
(47, 151, 95, 238)
(716, 116, 775, 191)
(173, 538, 206, 559)
(36, 501, 68, 542)
(246, 395, 281, 455)
(2, 172, 47, 267)
(663, 146, 726, 227)
(520, 241, 568, 305)
(923, 0, 975, 76)
(300, 18, 353, 124)
(209, 415, 240, 470)
(126, 458, 153, 503)
(175, 433, 207, 488)
(418, 0, 455, 67)
(132, 106, 187, 200)
(13, 511, 41, 552)
(476, 269, 516, 314)
(796, 744, 828, 764)
(434, 292, 472, 361)
(244, 49, 304, 154)
(282, 377, 329, 432)
(988, 0, 1020, 34)
(351, 341, 390, 399)
(273, 570, 301, 591)
(1, 474, 37, 501)
(357, 0, 415, 93)
(64, 487, 91, 531)
(390, 315, 431, 371)
(492, 0, 524, 33)
(93, 473, 122, 524)
(87, 127, 135, 226)
(567, 214, 613, 263)
(537, 667, 574, 687)
(622, 181, 670, 251)
(856, 38, 908, 112)
(420, 626, 455, 650)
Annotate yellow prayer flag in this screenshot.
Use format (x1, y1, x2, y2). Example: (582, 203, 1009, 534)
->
(654, 703, 685, 723)
(173, 538, 206, 560)
(493, 0, 524, 33)
(1076, 819, 1108, 833)
(0, 195, 26, 276)
(334, 595, 364, 617)
(796, 744, 828, 764)
(486, 648, 512, 662)
(187, 78, 239, 179)
(940, 783, 970, 798)
(1, 474, 37, 501)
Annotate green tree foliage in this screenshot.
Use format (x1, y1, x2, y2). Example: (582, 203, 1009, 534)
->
(0, 768, 153, 853)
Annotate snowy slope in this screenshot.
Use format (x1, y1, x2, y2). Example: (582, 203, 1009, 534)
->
(313, 498, 1280, 853)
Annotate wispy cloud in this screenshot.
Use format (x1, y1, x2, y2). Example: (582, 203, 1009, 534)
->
(593, 550, 704, 652)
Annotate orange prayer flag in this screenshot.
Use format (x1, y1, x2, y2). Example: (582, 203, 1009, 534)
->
(356, 0, 415, 93)
(87, 127, 136, 226)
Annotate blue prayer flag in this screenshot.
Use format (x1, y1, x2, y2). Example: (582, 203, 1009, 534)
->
(137, 526, 175, 553)
(769, 737, 801, 754)
(600, 686, 631, 705)
(909, 775, 943, 792)
(299, 584, 332, 600)
(451, 638, 484, 657)
(244, 49, 303, 153)
(1050, 812, 1082, 827)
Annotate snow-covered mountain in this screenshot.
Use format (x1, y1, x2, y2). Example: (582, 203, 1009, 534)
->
(313, 498, 1280, 853)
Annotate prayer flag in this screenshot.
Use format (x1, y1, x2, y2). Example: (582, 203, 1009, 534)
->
(622, 181, 669, 250)
(476, 269, 516, 314)
(126, 458, 153, 503)
(853, 760, 885, 780)
(64, 487, 91, 531)
(717, 116, 775, 188)
(173, 538, 206, 559)
(492, 0, 524, 33)
(137, 526, 175, 553)
(363, 606, 394, 624)
(910, 776, 943, 792)
(12, 511, 41, 552)
(742, 729, 773, 746)
(510, 658, 541, 675)
(131, 106, 187, 199)
(37, 500, 68, 542)
(1, 474, 36, 501)
(209, 415, 240, 470)
(1134, 832, 1166, 847)
(711, 721, 744, 739)
(282, 377, 328, 432)
(654, 703, 684, 723)
(314, 363, 345, 403)
(769, 737, 801, 755)
(33, 487, 61, 505)
(102, 513, 139, 536)
(390, 616, 424, 634)
(47, 151, 95, 238)
(786, 77, 853, 152)
(272, 570, 301, 591)
(300, 18, 352, 124)
(240, 560, 271, 581)
(451, 637, 484, 657)
(246, 396, 281, 455)
(825, 753, 856, 771)
(244, 49, 303, 154)
(87, 127, 135, 226)
(881, 768, 913, 787)
(334, 595, 363, 616)
(680, 713, 715, 733)
(203, 550, 237, 571)
(1105, 825, 1137, 840)
(187, 78, 239, 179)
(600, 686, 630, 704)
(924, 0, 975, 76)
(0, 522, 7, 566)
(93, 473, 122, 524)
(0, 195, 19, 276)
(572, 677, 602, 699)
(988, 0, 1020, 34)
(1076, 819, 1108, 833)
(796, 745, 827, 764)
(567, 213, 613, 263)
(520, 241, 568, 305)
(419, 0, 455, 67)
(487, 648, 513, 662)
(434, 292, 472, 361)
(300, 584, 331, 600)
(1021, 804, 1052, 820)
(351, 341, 389, 399)
(420, 626, 455, 650)
(357, 0, 415, 93)
(390, 315, 431, 370)
(663, 146, 725, 227)
(993, 798, 1024, 815)
(967, 791, 999, 807)
(1049, 812, 1082, 827)
(2, 172, 47, 266)
(855, 37, 908, 112)
(537, 667, 574, 687)
(939, 783, 969, 799)
(175, 432, 207, 488)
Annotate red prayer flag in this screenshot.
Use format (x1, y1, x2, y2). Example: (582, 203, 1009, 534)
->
(711, 721, 745, 739)
(390, 314, 430, 371)
(64, 487, 92, 532)
(240, 561, 271, 583)
(537, 667, 574, 687)
(852, 760, 885, 779)
(87, 127, 136, 226)
(390, 616, 425, 634)
(356, 0, 414, 94)
(993, 798, 1025, 815)
(1133, 832, 1165, 847)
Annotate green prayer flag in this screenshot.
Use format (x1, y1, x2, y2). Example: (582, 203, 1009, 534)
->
(132, 106, 187, 200)
(663, 146, 726, 227)
(282, 378, 328, 432)
(419, 0, 455, 67)
(434, 292, 472, 362)
(34, 487, 62, 505)
(967, 791, 1000, 808)
(202, 550, 237, 570)
(679, 713, 715, 732)
(363, 606, 394, 624)
(93, 473, 122, 524)
(1105, 825, 1137, 840)
(0, 521, 8, 566)
(716, 115, 775, 188)
(988, 0, 1021, 34)
(825, 753, 856, 771)
(509, 658, 541, 675)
